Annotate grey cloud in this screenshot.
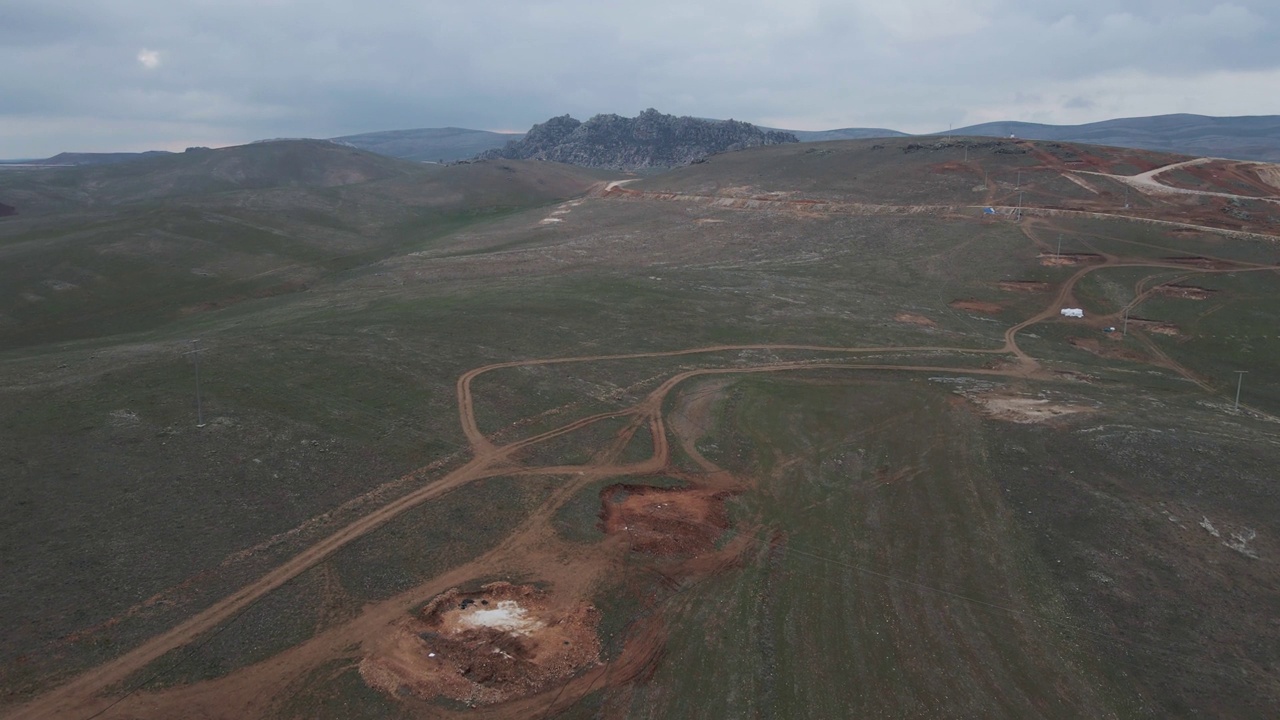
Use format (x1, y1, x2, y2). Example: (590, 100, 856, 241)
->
(2, 0, 1279, 156)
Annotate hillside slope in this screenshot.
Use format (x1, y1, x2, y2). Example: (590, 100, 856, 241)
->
(0, 141, 616, 348)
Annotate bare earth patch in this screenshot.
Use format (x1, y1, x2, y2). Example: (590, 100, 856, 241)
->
(1069, 337, 1147, 361)
(894, 312, 937, 327)
(1039, 253, 1104, 266)
(965, 393, 1092, 424)
(949, 299, 1003, 314)
(359, 582, 601, 707)
(997, 280, 1051, 293)
(598, 484, 733, 556)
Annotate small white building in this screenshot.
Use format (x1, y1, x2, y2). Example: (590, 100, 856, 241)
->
(1060, 308, 1084, 318)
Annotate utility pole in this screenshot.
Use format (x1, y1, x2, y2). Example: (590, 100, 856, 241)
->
(1057, 234, 1062, 256)
(1124, 186, 1130, 209)
(1017, 191, 1024, 220)
(1235, 370, 1248, 410)
(1122, 306, 1130, 336)
(190, 339, 205, 427)
(1016, 170, 1021, 189)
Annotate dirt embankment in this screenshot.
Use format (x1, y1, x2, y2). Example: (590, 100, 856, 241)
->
(1153, 284, 1217, 300)
(1162, 256, 1236, 270)
(997, 280, 1051, 293)
(359, 582, 602, 707)
(1039, 253, 1104, 266)
(949, 299, 1003, 315)
(1126, 317, 1181, 336)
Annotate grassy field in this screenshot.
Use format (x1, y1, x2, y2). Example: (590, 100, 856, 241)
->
(2, 136, 1278, 718)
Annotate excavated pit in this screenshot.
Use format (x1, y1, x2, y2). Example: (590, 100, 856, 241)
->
(598, 484, 733, 556)
(359, 582, 601, 707)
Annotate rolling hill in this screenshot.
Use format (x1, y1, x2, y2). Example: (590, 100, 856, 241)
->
(0, 140, 617, 348)
(945, 113, 1280, 162)
(329, 127, 524, 163)
(2, 135, 1279, 720)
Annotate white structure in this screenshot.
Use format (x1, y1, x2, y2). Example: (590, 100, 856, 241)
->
(1060, 308, 1084, 318)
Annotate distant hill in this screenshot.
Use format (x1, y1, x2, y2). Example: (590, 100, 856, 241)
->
(0, 150, 175, 167)
(478, 109, 799, 169)
(0, 141, 426, 214)
(768, 127, 910, 142)
(944, 114, 1280, 163)
(330, 127, 524, 163)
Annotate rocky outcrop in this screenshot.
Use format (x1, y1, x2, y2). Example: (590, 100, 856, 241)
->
(478, 109, 798, 169)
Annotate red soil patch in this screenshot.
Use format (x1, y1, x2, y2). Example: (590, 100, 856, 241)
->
(1174, 161, 1279, 197)
(1154, 284, 1217, 300)
(599, 484, 732, 556)
(894, 312, 937, 327)
(360, 582, 601, 707)
(997, 280, 1051, 293)
(1039, 253, 1104, 266)
(948, 299, 1003, 315)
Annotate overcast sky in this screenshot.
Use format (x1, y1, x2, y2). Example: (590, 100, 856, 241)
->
(2, 0, 1278, 157)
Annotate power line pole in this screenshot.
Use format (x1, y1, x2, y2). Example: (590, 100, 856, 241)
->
(1057, 234, 1062, 256)
(1235, 370, 1247, 410)
(190, 339, 205, 427)
(1017, 191, 1024, 220)
(1122, 306, 1130, 336)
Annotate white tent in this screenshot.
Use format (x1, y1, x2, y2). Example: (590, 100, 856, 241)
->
(1060, 308, 1084, 318)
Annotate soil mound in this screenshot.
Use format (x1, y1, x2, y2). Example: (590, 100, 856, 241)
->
(599, 484, 732, 555)
(360, 582, 601, 707)
(1069, 337, 1147, 361)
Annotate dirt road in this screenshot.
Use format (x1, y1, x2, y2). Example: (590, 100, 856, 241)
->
(1079, 157, 1280, 203)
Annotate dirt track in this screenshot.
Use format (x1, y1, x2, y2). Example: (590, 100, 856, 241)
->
(9, 179, 1278, 720)
(1080, 157, 1280, 203)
